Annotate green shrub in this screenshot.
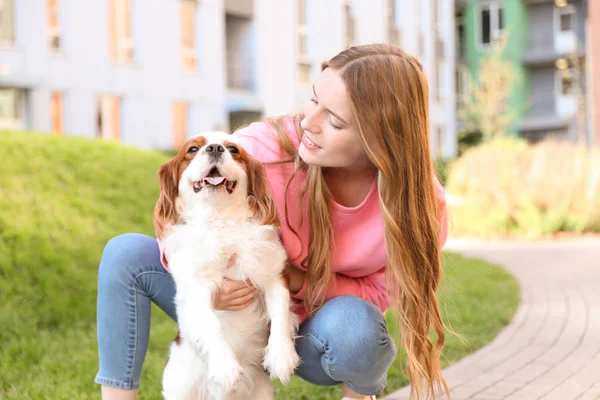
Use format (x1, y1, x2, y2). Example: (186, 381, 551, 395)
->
(447, 137, 600, 238)
(434, 158, 453, 186)
(457, 131, 484, 156)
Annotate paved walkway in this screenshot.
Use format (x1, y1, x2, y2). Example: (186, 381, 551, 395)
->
(384, 238, 600, 400)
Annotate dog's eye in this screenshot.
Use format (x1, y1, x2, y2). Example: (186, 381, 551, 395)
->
(188, 146, 199, 154)
(227, 146, 239, 154)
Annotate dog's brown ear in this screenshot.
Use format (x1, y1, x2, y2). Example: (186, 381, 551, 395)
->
(246, 156, 280, 228)
(153, 159, 179, 239)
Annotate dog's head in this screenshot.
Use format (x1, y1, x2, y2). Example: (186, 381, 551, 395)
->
(153, 131, 279, 238)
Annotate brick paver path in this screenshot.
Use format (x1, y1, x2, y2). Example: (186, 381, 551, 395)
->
(384, 238, 600, 400)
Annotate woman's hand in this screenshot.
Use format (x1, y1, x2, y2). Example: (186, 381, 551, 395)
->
(213, 279, 258, 311)
(212, 253, 257, 311)
(284, 264, 306, 293)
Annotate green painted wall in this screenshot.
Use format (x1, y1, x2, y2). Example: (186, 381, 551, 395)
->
(461, 0, 531, 134)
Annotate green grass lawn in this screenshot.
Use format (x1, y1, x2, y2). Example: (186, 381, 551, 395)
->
(0, 131, 520, 399)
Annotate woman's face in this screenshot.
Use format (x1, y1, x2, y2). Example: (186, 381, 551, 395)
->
(299, 68, 373, 172)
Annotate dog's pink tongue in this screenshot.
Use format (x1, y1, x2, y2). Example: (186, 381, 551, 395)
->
(203, 177, 227, 186)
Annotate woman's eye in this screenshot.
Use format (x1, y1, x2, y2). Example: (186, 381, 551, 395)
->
(329, 120, 341, 130)
(227, 146, 239, 154)
(309, 97, 318, 104)
(188, 146, 199, 154)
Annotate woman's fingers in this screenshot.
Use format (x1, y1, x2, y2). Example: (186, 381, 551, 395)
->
(213, 279, 258, 310)
(222, 278, 255, 294)
(227, 289, 257, 307)
(230, 285, 256, 300)
(222, 297, 256, 311)
(213, 280, 256, 309)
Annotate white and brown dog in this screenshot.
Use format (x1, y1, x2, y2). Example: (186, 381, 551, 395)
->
(153, 132, 300, 400)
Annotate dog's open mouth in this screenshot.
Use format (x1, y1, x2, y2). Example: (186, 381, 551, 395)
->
(193, 167, 237, 194)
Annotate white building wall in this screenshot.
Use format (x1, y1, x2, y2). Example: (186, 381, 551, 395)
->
(439, 0, 458, 159)
(0, 0, 228, 150)
(297, 0, 347, 110)
(353, 0, 387, 45)
(253, 0, 297, 117)
(0, 0, 456, 157)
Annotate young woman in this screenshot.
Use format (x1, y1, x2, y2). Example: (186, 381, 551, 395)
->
(95, 44, 449, 400)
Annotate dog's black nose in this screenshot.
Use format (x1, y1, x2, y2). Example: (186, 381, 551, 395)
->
(205, 144, 225, 154)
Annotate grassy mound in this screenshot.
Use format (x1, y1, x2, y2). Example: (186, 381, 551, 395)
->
(0, 131, 519, 399)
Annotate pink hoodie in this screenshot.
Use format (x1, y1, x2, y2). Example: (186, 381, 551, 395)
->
(159, 117, 448, 324)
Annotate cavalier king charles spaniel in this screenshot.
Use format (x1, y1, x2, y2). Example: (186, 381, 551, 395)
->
(153, 132, 300, 399)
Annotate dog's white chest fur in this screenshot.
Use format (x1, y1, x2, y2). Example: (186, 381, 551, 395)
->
(161, 210, 300, 400)
(165, 209, 284, 285)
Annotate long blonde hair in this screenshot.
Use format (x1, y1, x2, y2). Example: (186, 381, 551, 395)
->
(263, 44, 448, 399)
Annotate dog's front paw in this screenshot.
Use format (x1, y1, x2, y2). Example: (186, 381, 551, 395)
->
(263, 339, 301, 385)
(207, 349, 242, 389)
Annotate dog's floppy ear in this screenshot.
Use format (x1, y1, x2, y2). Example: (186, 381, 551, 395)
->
(246, 156, 279, 228)
(153, 159, 179, 239)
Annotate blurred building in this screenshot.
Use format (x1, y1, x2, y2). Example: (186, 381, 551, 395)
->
(391, 0, 458, 159)
(0, 0, 457, 158)
(455, 0, 596, 146)
(0, 0, 227, 150)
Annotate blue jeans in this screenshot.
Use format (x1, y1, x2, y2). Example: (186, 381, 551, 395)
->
(95, 233, 396, 396)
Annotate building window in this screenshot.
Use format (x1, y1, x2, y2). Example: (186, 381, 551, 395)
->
(298, 63, 311, 87)
(96, 96, 121, 142)
(297, 0, 310, 86)
(386, 0, 400, 45)
(173, 102, 188, 149)
(109, 0, 134, 63)
(434, 0, 443, 35)
(435, 59, 444, 102)
(47, 0, 60, 51)
(456, 13, 465, 59)
(559, 12, 572, 32)
(343, 0, 355, 48)
(478, 2, 504, 47)
(554, 5, 576, 54)
(297, 0, 307, 59)
(50, 92, 63, 134)
(181, 0, 197, 72)
(433, 0, 444, 102)
(0, 0, 15, 46)
(0, 88, 23, 129)
(556, 5, 575, 33)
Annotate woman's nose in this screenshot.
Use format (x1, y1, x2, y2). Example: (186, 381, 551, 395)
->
(301, 109, 320, 133)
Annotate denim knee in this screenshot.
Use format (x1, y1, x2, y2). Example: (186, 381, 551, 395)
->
(313, 295, 397, 393)
(321, 296, 396, 359)
(98, 233, 155, 287)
